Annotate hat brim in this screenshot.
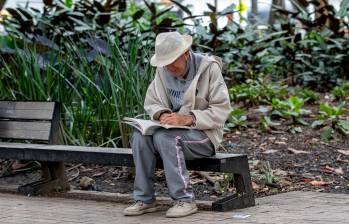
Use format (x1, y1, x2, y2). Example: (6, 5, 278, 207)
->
(150, 34, 192, 67)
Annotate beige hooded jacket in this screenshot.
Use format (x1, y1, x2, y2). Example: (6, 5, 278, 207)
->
(144, 55, 231, 149)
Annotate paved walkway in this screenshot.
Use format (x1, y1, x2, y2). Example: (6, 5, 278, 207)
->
(0, 191, 348, 224)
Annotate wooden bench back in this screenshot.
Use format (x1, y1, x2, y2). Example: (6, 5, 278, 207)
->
(0, 101, 60, 144)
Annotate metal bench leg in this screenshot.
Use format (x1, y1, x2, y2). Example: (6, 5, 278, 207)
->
(212, 158, 255, 212)
(18, 162, 70, 196)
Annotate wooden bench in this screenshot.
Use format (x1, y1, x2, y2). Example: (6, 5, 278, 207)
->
(0, 101, 255, 212)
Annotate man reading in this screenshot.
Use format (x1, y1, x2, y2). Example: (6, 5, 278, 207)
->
(124, 31, 231, 218)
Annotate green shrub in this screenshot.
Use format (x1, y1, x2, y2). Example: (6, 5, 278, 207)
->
(271, 96, 310, 125)
(229, 79, 288, 106)
(259, 116, 281, 133)
(311, 102, 349, 140)
(0, 38, 153, 147)
(331, 82, 349, 101)
(2, 0, 349, 90)
(227, 108, 247, 130)
(295, 89, 320, 104)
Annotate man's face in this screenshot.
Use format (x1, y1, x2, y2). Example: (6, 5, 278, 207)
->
(165, 51, 189, 77)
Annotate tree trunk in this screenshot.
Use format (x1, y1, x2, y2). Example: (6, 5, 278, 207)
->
(250, 0, 258, 24)
(0, 0, 7, 11)
(269, 0, 285, 25)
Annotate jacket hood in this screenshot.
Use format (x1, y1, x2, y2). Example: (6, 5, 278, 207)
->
(194, 54, 223, 76)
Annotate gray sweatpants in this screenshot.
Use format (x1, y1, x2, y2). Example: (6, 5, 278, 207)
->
(131, 128, 215, 203)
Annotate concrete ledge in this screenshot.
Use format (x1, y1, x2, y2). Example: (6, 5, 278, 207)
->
(0, 184, 213, 210)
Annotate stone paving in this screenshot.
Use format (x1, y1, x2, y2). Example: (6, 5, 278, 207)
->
(0, 191, 348, 224)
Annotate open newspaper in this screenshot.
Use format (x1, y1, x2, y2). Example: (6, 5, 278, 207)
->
(122, 117, 192, 135)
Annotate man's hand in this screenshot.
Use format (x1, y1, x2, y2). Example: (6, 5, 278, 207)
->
(159, 113, 193, 126)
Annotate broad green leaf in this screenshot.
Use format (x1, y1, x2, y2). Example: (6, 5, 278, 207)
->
(319, 103, 334, 116)
(338, 120, 349, 134)
(289, 96, 302, 107)
(132, 10, 144, 20)
(74, 26, 93, 32)
(291, 127, 302, 134)
(337, 0, 349, 18)
(320, 127, 334, 141)
(289, 111, 299, 117)
(65, 0, 73, 8)
(220, 3, 236, 15)
(297, 118, 308, 126)
(300, 109, 311, 115)
(230, 108, 246, 117)
(334, 102, 346, 116)
(170, 0, 192, 16)
(271, 110, 283, 117)
(311, 120, 324, 128)
(262, 116, 281, 126)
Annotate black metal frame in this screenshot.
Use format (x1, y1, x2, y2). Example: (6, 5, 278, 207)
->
(211, 155, 255, 211)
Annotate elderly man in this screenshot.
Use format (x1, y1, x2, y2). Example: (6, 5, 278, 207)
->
(123, 32, 231, 218)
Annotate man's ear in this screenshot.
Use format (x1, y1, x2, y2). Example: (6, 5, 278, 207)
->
(184, 50, 190, 60)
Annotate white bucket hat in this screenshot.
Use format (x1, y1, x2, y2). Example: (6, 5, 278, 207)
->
(150, 31, 192, 67)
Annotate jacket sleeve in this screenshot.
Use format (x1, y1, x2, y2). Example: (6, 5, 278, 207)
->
(144, 79, 172, 120)
(190, 63, 231, 130)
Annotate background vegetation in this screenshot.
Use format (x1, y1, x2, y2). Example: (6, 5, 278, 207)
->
(0, 0, 348, 147)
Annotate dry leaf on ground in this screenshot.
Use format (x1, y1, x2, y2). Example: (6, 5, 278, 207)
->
(274, 168, 288, 176)
(11, 162, 30, 170)
(274, 141, 287, 145)
(252, 181, 261, 191)
(309, 180, 333, 187)
(334, 167, 344, 175)
(321, 165, 344, 175)
(337, 159, 349, 163)
(262, 149, 279, 154)
(80, 168, 93, 172)
(288, 147, 310, 154)
(92, 171, 106, 177)
(190, 178, 206, 185)
(301, 178, 313, 183)
(279, 179, 292, 186)
(337, 150, 349, 156)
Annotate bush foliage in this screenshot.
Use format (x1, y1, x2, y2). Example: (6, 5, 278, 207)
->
(1, 0, 349, 144)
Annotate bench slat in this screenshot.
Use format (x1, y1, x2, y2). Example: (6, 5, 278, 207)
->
(0, 101, 55, 120)
(0, 121, 51, 141)
(0, 142, 247, 173)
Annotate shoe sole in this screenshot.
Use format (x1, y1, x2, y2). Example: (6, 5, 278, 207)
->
(165, 207, 198, 218)
(124, 207, 159, 216)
